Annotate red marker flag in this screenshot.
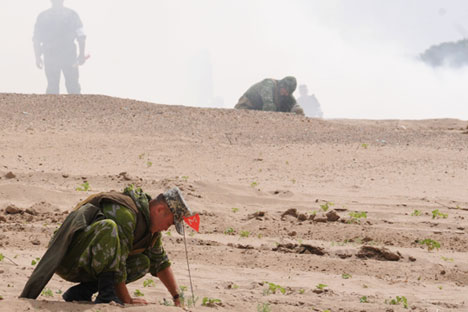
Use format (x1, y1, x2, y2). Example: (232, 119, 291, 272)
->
(184, 214, 200, 232)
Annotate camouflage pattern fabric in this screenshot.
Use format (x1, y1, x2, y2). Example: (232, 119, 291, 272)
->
(162, 187, 193, 235)
(56, 202, 170, 284)
(234, 78, 304, 115)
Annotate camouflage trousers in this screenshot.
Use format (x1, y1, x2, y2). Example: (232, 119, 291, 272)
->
(55, 219, 150, 284)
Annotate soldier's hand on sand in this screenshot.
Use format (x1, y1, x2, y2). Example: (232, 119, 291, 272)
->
(130, 298, 148, 305)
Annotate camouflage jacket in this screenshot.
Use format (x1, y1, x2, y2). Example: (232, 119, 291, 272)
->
(243, 78, 301, 113)
(75, 185, 170, 282)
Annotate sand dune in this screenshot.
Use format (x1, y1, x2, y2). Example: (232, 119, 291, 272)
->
(0, 93, 467, 311)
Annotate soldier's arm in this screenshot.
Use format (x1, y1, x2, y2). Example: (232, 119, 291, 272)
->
(73, 11, 87, 64)
(146, 233, 179, 304)
(77, 36, 86, 64)
(32, 15, 43, 69)
(259, 81, 276, 111)
(157, 266, 181, 306)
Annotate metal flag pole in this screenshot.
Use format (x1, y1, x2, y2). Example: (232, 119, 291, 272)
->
(183, 225, 196, 307)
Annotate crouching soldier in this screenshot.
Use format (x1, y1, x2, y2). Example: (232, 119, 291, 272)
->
(234, 76, 304, 115)
(20, 185, 193, 306)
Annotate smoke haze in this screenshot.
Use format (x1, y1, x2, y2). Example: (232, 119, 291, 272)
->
(1, 0, 467, 119)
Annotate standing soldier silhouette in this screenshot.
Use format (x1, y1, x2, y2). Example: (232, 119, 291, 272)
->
(33, 0, 87, 94)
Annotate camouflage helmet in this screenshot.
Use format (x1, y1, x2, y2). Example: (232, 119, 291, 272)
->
(279, 76, 297, 94)
(162, 187, 193, 235)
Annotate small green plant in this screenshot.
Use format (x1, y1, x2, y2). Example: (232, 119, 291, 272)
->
(418, 238, 441, 251)
(257, 303, 271, 312)
(299, 288, 305, 294)
(348, 211, 367, 223)
(349, 211, 367, 219)
(432, 209, 448, 219)
(360, 296, 369, 303)
(0, 295, 3, 300)
(361, 143, 368, 149)
(386, 296, 408, 308)
(411, 210, 422, 216)
(143, 278, 155, 287)
(165, 231, 172, 237)
(160, 298, 172, 306)
(250, 181, 258, 188)
(55, 289, 62, 295)
(240, 231, 250, 238)
(263, 282, 286, 295)
(202, 297, 222, 307)
(257, 233, 263, 239)
(320, 202, 334, 212)
(359, 296, 369, 303)
(181, 176, 189, 181)
(41, 288, 53, 297)
(31, 257, 40, 266)
(438, 285, 443, 290)
(134, 289, 144, 297)
(186, 295, 199, 308)
(138, 153, 145, 159)
(178, 285, 198, 308)
(224, 227, 235, 235)
(76, 181, 90, 191)
(231, 207, 239, 213)
(342, 273, 352, 279)
(441, 256, 454, 262)
(231, 284, 239, 289)
(146, 161, 153, 168)
(316, 283, 328, 290)
(0, 253, 4, 262)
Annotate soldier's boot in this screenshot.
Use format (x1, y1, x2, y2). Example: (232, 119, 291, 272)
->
(94, 272, 123, 305)
(62, 281, 98, 302)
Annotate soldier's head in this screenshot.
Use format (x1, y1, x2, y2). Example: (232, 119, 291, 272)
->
(279, 76, 297, 96)
(299, 84, 309, 97)
(50, 0, 65, 8)
(149, 187, 192, 235)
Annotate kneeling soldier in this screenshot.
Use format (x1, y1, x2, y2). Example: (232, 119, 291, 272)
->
(21, 185, 193, 306)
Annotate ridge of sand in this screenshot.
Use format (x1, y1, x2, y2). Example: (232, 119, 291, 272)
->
(0, 93, 467, 311)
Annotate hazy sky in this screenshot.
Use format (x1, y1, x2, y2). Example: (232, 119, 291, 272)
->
(1, 0, 467, 119)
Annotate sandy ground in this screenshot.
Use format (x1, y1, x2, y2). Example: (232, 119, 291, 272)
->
(0, 93, 467, 312)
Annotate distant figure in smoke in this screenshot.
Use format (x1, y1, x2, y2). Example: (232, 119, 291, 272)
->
(234, 76, 304, 115)
(33, 0, 87, 94)
(296, 84, 323, 118)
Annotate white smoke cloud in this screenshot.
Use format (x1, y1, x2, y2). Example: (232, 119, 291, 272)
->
(0, 0, 466, 119)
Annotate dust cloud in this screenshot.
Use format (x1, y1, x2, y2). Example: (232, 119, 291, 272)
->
(0, 0, 466, 119)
